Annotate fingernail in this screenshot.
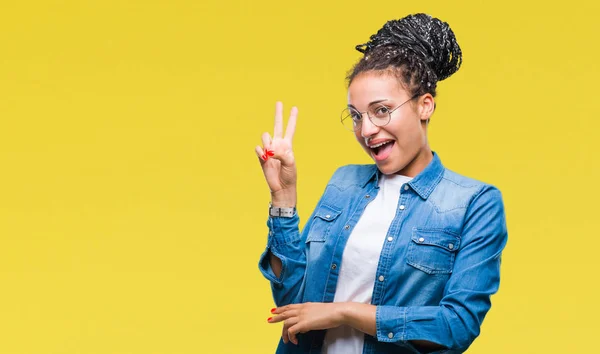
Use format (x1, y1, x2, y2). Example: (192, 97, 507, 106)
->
(270, 308, 276, 313)
(267, 317, 272, 322)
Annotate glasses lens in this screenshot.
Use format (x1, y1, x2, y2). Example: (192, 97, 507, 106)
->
(368, 104, 391, 127)
(341, 108, 360, 131)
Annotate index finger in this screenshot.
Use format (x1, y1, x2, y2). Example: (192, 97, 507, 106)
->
(274, 101, 284, 139)
(272, 304, 297, 314)
(284, 106, 298, 142)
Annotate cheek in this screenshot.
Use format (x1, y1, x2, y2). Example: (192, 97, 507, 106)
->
(389, 119, 422, 146)
(353, 131, 365, 146)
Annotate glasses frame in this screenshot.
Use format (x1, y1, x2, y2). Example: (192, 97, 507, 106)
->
(341, 94, 420, 132)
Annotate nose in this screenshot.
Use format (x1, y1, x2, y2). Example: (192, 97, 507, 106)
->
(360, 114, 380, 138)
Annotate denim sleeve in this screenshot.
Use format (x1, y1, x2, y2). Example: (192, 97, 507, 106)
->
(258, 211, 304, 306)
(257, 195, 324, 306)
(375, 185, 508, 352)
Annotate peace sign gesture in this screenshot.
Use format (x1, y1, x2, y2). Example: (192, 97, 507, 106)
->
(255, 102, 298, 207)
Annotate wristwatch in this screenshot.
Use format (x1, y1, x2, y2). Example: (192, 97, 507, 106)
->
(269, 203, 296, 218)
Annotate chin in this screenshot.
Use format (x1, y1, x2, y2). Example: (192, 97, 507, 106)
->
(364, 146, 411, 175)
(375, 162, 404, 175)
(376, 152, 414, 176)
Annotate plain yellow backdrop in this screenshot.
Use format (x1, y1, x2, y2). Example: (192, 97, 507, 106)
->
(0, 1, 598, 353)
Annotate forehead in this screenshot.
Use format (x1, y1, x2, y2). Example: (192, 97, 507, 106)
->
(347, 72, 407, 107)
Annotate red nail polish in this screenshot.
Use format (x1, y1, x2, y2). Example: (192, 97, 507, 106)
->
(265, 149, 274, 157)
(267, 317, 272, 322)
(271, 308, 276, 313)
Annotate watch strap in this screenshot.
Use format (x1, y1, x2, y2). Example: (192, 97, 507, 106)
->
(269, 204, 296, 218)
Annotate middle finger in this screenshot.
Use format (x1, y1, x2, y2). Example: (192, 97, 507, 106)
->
(284, 106, 298, 143)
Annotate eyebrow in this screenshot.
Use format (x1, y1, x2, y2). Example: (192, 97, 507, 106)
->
(348, 99, 389, 109)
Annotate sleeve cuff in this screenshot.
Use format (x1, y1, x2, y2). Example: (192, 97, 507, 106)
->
(267, 213, 301, 246)
(376, 305, 408, 342)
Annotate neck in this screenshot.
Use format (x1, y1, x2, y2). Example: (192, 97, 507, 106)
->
(395, 147, 433, 177)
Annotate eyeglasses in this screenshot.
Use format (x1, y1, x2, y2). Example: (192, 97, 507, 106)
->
(341, 94, 419, 132)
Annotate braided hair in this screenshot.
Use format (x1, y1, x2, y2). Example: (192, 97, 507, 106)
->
(347, 13, 463, 98)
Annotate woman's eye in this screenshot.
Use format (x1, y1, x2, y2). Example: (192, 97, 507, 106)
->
(351, 111, 362, 121)
(372, 105, 390, 118)
(376, 106, 389, 115)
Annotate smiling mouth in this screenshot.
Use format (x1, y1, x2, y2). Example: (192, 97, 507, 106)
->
(369, 140, 395, 161)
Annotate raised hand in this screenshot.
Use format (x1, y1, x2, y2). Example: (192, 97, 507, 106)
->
(255, 101, 298, 207)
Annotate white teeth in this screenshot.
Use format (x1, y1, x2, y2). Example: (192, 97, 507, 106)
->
(370, 141, 392, 148)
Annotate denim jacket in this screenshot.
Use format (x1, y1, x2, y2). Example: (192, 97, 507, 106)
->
(259, 152, 508, 354)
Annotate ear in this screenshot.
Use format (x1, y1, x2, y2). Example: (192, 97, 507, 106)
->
(418, 93, 435, 122)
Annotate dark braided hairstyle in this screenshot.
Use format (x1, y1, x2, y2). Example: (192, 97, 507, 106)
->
(347, 13, 462, 98)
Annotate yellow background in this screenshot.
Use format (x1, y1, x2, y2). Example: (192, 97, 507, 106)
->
(0, 0, 598, 353)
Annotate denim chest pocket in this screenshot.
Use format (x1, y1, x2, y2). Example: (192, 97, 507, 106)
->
(305, 204, 342, 243)
(406, 228, 461, 275)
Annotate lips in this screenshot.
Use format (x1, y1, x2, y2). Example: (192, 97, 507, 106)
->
(367, 138, 395, 148)
(368, 139, 395, 162)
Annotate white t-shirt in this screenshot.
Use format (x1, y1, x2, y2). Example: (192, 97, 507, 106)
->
(322, 173, 413, 354)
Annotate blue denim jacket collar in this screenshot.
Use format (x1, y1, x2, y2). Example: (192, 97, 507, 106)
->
(362, 151, 444, 200)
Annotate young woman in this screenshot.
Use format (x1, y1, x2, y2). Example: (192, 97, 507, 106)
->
(255, 13, 508, 354)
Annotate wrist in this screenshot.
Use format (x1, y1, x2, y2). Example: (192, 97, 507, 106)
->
(271, 188, 297, 207)
(337, 302, 353, 327)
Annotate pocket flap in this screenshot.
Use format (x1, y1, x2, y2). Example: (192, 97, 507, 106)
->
(306, 204, 343, 243)
(411, 229, 460, 252)
(314, 204, 342, 222)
